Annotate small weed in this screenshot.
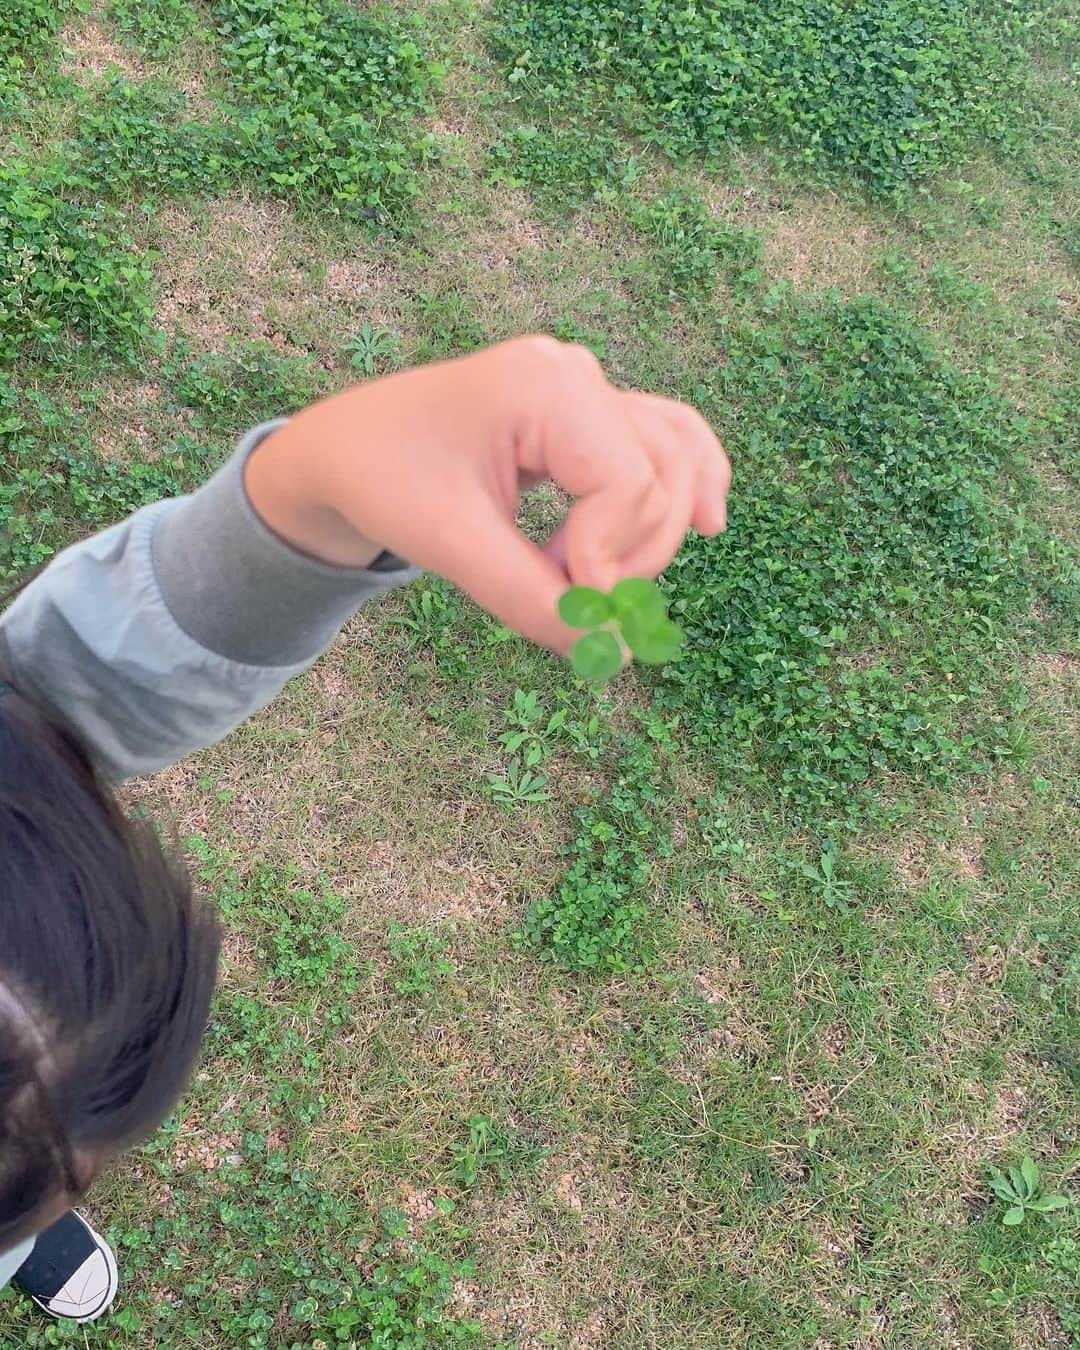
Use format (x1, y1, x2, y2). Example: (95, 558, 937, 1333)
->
(262, 891, 359, 1001)
(485, 751, 550, 807)
(987, 1157, 1071, 1226)
(799, 840, 853, 910)
(392, 578, 471, 678)
(199, 855, 363, 1014)
(344, 322, 401, 376)
(878, 248, 921, 298)
(387, 922, 454, 996)
(451, 1115, 543, 1187)
(501, 687, 567, 753)
(485, 687, 570, 806)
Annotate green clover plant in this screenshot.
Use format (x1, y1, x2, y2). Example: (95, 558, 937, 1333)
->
(558, 578, 683, 681)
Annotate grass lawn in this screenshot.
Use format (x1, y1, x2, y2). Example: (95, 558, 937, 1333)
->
(0, 0, 1077, 1345)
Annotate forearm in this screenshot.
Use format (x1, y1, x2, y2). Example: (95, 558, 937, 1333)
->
(1, 423, 419, 780)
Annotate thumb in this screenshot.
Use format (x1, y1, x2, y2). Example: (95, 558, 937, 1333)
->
(443, 500, 578, 652)
(542, 521, 568, 569)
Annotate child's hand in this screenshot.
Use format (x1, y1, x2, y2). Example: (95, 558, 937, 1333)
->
(246, 337, 730, 652)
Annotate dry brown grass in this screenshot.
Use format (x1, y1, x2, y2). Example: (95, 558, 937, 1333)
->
(59, 15, 146, 83)
(693, 166, 893, 297)
(151, 197, 318, 357)
(890, 833, 985, 890)
(128, 616, 574, 946)
(693, 159, 1080, 385)
(87, 376, 183, 460)
(762, 199, 886, 295)
(59, 0, 224, 114)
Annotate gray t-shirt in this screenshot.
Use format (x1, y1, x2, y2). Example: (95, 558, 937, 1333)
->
(0, 422, 419, 781)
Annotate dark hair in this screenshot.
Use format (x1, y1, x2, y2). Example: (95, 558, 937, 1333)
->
(0, 680, 220, 1250)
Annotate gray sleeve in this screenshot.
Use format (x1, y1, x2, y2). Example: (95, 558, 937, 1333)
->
(0, 422, 419, 781)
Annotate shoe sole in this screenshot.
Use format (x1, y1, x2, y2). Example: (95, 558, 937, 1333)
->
(29, 1212, 119, 1324)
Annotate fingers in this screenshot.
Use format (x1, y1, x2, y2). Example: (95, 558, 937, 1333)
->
(696, 450, 731, 535)
(555, 389, 730, 586)
(561, 476, 669, 591)
(613, 395, 702, 577)
(506, 340, 729, 566)
(522, 344, 668, 587)
(542, 521, 568, 569)
(630, 392, 731, 537)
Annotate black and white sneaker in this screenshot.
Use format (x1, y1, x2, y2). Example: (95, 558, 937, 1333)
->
(12, 1210, 119, 1322)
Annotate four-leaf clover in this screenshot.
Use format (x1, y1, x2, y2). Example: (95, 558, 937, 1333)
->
(559, 578, 683, 681)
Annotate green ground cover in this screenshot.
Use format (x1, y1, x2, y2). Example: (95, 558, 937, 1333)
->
(0, 0, 1076, 1344)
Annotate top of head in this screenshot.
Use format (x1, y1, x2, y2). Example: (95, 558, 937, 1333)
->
(0, 680, 221, 1251)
